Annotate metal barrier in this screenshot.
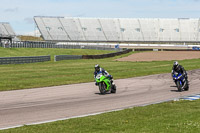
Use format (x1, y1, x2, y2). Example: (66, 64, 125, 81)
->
(0, 55, 51, 65)
(54, 49, 132, 61)
(54, 55, 82, 62)
(82, 49, 132, 59)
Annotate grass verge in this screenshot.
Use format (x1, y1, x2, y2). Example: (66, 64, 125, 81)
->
(0, 47, 114, 61)
(0, 49, 200, 91)
(1, 99, 200, 133)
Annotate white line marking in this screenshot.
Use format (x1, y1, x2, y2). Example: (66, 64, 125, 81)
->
(0, 125, 24, 130)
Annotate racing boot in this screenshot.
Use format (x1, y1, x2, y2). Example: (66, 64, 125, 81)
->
(110, 79, 115, 85)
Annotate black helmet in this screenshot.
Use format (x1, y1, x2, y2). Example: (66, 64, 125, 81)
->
(173, 61, 179, 69)
(95, 64, 100, 72)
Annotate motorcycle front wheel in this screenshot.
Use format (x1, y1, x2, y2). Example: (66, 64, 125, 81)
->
(99, 82, 106, 94)
(176, 81, 182, 92)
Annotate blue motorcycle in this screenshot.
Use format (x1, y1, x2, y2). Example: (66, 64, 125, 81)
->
(173, 72, 189, 92)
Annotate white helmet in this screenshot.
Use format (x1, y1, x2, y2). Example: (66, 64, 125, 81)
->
(95, 64, 100, 72)
(173, 61, 179, 68)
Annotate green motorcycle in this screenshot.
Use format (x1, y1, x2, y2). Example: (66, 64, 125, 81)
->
(95, 72, 116, 94)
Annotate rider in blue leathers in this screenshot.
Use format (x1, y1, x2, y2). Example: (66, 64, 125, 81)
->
(171, 61, 188, 83)
(94, 64, 113, 85)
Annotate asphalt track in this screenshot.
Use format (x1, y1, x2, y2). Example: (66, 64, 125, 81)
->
(0, 69, 200, 129)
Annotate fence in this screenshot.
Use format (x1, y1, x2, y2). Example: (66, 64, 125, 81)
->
(3, 41, 122, 51)
(0, 55, 51, 65)
(10, 41, 56, 48)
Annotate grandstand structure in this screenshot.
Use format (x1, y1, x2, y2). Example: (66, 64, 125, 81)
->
(34, 16, 200, 43)
(0, 22, 16, 44)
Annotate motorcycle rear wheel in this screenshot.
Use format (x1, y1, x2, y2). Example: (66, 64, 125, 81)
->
(184, 81, 189, 91)
(111, 84, 116, 93)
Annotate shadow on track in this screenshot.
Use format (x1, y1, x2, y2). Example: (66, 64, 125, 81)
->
(170, 85, 180, 92)
(170, 90, 180, 92)
(94, 92, 112, 95)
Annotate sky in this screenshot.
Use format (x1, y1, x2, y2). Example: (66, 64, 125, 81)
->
(0, 0, 200, 35)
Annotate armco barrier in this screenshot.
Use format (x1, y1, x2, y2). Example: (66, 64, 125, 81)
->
(0, 55, 51, 65)
(54, 49, 132, 61)
(82, 49, 132, 59)
(54, 55, 82, 61)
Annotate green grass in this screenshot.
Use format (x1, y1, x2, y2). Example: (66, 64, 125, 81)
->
(2, 99, 200, 133)
(0, 48, 200, 91)
(0, 47, 114, 56)
(1, 48, 200, 132)
(0, 47, 114, 61)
